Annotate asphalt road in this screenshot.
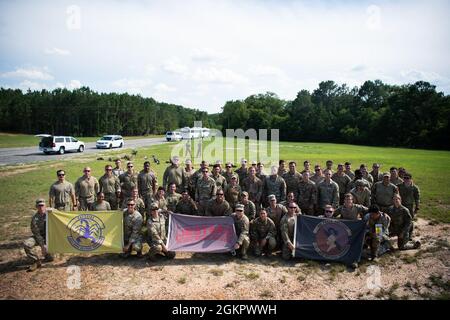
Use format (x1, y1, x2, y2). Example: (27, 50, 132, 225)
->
(0, 137, 168, 166)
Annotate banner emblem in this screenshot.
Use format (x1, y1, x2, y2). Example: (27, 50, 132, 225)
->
(67, 214, 105, 251)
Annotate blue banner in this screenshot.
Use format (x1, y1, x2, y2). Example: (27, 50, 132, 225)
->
(294, 215, 366, 265)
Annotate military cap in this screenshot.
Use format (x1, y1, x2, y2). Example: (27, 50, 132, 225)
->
(241, 191, 249, 197)
(235, 204, 244, 211)
(355, 180, 365, 187)
(185, 159, 192, 165)
(150, 203, 159, 210)
(383, 172, 391, 177)
(35, 198, 45, 206)
(251, 160, 257, 165)
(268, 194, 276, 201)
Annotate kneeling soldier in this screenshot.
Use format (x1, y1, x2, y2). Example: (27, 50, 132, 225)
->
(232, 204, 250, 260)
(147, 203, 176, 261)
(122, 199, 143, 258)
(364, 205, 392, 261)
(250, 209, 277, 257)
(24, 199, 54, 271)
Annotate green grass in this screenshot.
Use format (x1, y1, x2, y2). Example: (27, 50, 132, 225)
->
(0, 133, 163, 148)
(0, 137, 449, 241)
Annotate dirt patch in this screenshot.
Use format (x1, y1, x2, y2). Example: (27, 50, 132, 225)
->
(0, 218, 448, 300)
(0, 162, 64, 178)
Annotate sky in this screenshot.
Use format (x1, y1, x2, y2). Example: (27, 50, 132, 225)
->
(0, 0, 449, 113)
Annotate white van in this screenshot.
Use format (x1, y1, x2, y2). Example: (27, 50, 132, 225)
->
(166, 131, 182, 141)
(180, 127, 193, 140)
(37, 134, 85, 154)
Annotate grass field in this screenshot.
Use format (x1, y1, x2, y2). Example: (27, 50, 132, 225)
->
(0, 133, 164, 148)
(0, 137, 449, 242)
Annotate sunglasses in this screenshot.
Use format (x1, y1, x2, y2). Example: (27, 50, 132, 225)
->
(289, 206, 296, 209)
(127, 203, 135, 206)
(37, 204, 45, 207)
(226, 166, 232, 168)
(236, 209, 243, 212)
(84, 170, 91, 172)
(58, 174, 65, 177)
(106, 168, 112, 171)
(325, 210, 333, 213)
(404, 177, 411, 180)
(202, 171, 208, 173)
(127, 166, 133, 168)
(315, 169, 321, 171)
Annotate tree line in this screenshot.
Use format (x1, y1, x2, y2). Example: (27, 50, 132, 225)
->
(220, 80, 450, 150)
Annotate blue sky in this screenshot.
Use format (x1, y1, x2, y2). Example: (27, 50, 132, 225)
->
(1, 0, 449, 113)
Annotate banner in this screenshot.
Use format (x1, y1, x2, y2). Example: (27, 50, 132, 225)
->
(166, 213, 237, 253)
(294, 215, 366, 264)
(47, 210, 124, 254)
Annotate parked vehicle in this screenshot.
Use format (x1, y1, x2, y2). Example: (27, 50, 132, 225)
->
(37, 134, 85, 155)
(96, 135, 124, 149)
(165, 131, 183, 142)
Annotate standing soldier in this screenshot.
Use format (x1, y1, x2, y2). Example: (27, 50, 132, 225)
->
(112, 159, 125, 177)
(206, 190, 232, 216)
(223, 162, 238, 185)
(278, 160, 288, 176)
(175, 190, 198, 215)
(364, 205, 392, 261)
(280, 203, 299, 260)
(242, 166, 263, 211)
(224, 175, 241, 210)
(147, 203, 176, 261)
(344, 162, 355, 180)
(122, 199, 143, 258)
(398, 173, 420, 219)
(350, 180, 371, 207)
(240, 191, 257, 221)
(162, 156, 187, 193)
(389, 167, 404, 186)
(266, 194, 288, 238)
(23, 199, 54, 271)
(360, 164, 374, 188)
(283, 161, 302, 199)
(370, 163, 383, 184)
(235, 158, 249, 186)
(195, 166, 217, 215)
(153, 187, 168, 211)
(250, 209, 277, 257)
(138, 161, 157, 211)
(121, 188, 145, 215)
(332, 163, 352, 205)
(192, 160, 209, 191)
(348, 169, 371, 190)
(297, 171, 317, 216)
(49, 169, 76, 211)
(93, 192, 111, 211)
(232, 204, 250, 260)
(256, 162, 267, 184)
(99, 164, 121, 210)
(264, 166, 287, 205)
(302, 160, 311, 174)
(75, 167, 99, 211)
(310, 164, 325, 186)
(317, 169, 340, 214)
(211, 164, 227, 191)
(325, 160, 334, 173)
(387, 195, 420, 250)
(119, 162, 138, 205)
(371, 172, 399, 212)
(184, 159, 196, 199)
(333, 193, 368, 220)
(166, 182, 182, 212)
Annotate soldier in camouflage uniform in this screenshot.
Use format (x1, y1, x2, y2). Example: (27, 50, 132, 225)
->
(397, 173, 420, 219)
(387, 195, 420, 250)
(256, 162, 267, 185)
(49, 170, 76, 211)
(264, 166, 287, 204)
(332, 164, 352, 205)
(211, 164, 227, 191)
(250, 209, 277, 256)
(235, 158, 249, 187)
(297, 171, 317, 216)
(206, 190, 232, 216)
(280, 203, 299, 260)
(184, 159, 196, 200)
(166, 183, 182, 212)
(224, 175, 241, 210)
(333, 193, 368, 220)
(24, 199, 54, 271)
(119, 162, 138, 205)
(310, 164, 325, 186)
(344, 162, 355, 180)
(317, 169, 340, 214)
(93, 192, 111, 211)
(175, 190, 198, 215)
(75, 167, 100, 211)
(360, 164, 374, 188)
(138, 161, 157, 211)
(283, 161, 302, 200)
(369, 163, 383, 184)
(99, 164, 121, 210)
(121, 188, 145, 216)
(232, 204, 250, 260)
(162, 156, 187, 193)
(266, 194, 288, 247)
(153, 187, 168, 211)
(195, 167, 217, 215)
(192, 160, 209, 192)
(350, 180, 371, 207)
(112, 159, 124, 177)
(278, 160, 288, 176)
(348, 169, 371, 191)
(223, 162, 238, 185)
(364, 205, 392, 261)
(122, 199, 143, 258)
(389, 167, 404, 186)
(147, 203, 176, 261)
(240, 191, 256, 221)
(325, 160, 334, 173)
(242, 166, 263, 211)
(371, 172, 399, 212)
(302, 160, 311, 174)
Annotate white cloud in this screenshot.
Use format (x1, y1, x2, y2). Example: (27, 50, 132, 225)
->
(19, 80, 48, 91)
(192, 67, 248, 85)
(1, 67, 53, 80)
(249, 65, 285, 78)
(154, 83, 176, 92)
(56, 80, 82, 90)
(44, 47, 71, 55)
(191, 48, 232, 64)
(162, 58, 188, 76)
(112, 78, 152, 95)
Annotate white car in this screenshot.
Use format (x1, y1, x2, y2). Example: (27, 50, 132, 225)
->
(165, 131, 182, 141)
(96, 135, 124, 149)
(37, 134, 85, 155)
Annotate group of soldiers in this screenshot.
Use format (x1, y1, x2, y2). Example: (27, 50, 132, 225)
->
(24, 157, 421, 270)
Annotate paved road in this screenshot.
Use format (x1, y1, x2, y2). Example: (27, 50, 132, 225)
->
(0, 137, 168, 166)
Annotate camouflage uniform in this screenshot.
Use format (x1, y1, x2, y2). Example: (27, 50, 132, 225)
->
(24, 211, 52, 262)
(232, 213, 250, 257)
(364, 212, 392, 258)
(49, 180, 75, 211)
(250, 216, 277, 256)
(398, 182, 420, 218)
(184, 168, 196, 199)
(372, 182, 399, 212)
(166, 192, 182, 212)
(370, 171, 383, 184)
(206, 199, 232, 216)
(264, 175, 287, 203)
(266, 204, 288, 232)
(99, 174, 121, 210)
(310, 174, 324, 186)
(243, 200, 257, 221)
(332, 173, 352, 205)
(362, 172, 374, 188)
(350, 187, 371, 207)
(223, 171, 239, 185)
(195, 177, 217, 215)
(387, 205, 413, 249)
(224, 184, 242, 210)
(138, 170, 157, 210)
(317, 180, 340, 210)
(153, 195, 168, 211)
(242, 176, 263, 208)
(390, 176, 404, 186)
(348, 178, 371, 191)
(234, 167, 248, 186)
(345, 170, 355, 180)
(93, 201, 111, 211)
(297, 180, 317, 216)
(334, 204, 368, 220)
(280, 213, 297, 260)
(119, 172, 138, 201)
(112, 167, 124, 177)
(121, 197, 145, 215)
(282, 171, 302, 199)
(75, 176, 100, 211)
(163, 165, 187, 193)
(147, 213, 175, 259)
(175, 198, 198, 215)
(123, 210, 143, 253)
(211, 173, 227, 191)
